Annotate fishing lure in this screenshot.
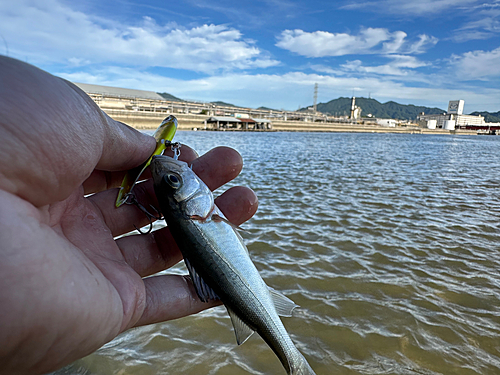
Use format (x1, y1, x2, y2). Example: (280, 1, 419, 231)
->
(115, 115, 179, 234)
(115, 115, 179, 208)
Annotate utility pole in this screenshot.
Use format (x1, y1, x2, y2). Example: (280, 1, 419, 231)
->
(1, 35, 8, 56)
(313, 83, 318, 113)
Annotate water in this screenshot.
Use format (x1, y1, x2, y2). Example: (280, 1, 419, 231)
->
(56, 132, 500, 375)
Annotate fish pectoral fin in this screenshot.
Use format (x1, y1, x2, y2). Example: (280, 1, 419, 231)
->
(269, 287, 299, 317)
(184, 258, 219, 302)
(227, 308, 255, 345)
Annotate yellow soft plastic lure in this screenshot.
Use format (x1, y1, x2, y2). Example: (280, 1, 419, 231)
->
(115, 115, 178, 208)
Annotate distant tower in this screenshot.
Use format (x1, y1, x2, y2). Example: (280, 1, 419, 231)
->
(350, 96, 356, 119)
(313, 83, 318, 113)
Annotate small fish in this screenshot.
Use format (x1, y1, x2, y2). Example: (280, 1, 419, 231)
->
(151, 155, 316, 375)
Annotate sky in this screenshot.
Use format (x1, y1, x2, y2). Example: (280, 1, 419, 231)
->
(1, 0, 500, 113)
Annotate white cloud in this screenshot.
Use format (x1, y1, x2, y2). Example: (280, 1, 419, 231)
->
(450, 47, 500, 79)
(276, 28, 391, 57)
(341, 55, 429, 76)
(276, 28, 437, 57)
(58, 67, 500, 112)
(452, 10, 500, 41)
(3, 0, 498, 113)
(340, 0, 481, 16)
(309, 64, 347, 75)
(451, 29, 495, 42)
(407, 35, 439, 53)
(390, 55, 429, 68)
(0, 0, 278, 72)
(382, 31, 408, 53)
(339, 0, 500, 43)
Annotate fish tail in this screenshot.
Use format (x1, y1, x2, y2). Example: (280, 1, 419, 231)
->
(290, 352, 316, 375)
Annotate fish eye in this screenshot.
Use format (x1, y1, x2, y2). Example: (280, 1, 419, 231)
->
(166, 174, 181, 188)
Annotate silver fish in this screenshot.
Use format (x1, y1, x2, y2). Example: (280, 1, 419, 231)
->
(151, 155, 316, 375)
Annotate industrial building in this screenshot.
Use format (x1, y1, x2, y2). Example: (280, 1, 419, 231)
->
(350, 97, 362, 120)
(72, 82, 494, 134)
(417, 100, 487, 130)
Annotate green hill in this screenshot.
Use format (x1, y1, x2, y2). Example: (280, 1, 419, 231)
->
(469, 111, 500, 123)
(257, 106, 278, 111)
(308, 97, 445, 120)
(210, 101, 238, 107)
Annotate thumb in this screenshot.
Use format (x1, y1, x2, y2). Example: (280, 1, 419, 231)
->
(97, 113, 156, 172)
(0, 56, 156, 207)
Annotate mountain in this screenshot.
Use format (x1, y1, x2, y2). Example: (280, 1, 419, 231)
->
(258, 106, 279, 111)
(306, 97, 445, 120)
(211, 101, 237, 107)
(157, 92, 183, 101)
(469, 111, 500, 123)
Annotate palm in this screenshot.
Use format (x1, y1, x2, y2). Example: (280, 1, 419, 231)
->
(0, 56, 258, 375)
(2, 148, 256, 374)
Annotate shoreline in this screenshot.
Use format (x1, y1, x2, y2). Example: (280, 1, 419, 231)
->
(104, 109, 479, 136)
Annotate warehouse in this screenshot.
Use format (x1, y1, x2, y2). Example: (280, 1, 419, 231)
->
(417, 100, 485, 130)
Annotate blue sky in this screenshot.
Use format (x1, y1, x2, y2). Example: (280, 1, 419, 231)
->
(1, 0, 499, 112)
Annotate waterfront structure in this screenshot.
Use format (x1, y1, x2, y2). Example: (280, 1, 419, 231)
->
(448, 100, 465, 115)
(204, 116, 241, 130)
(204, 116, 272, 130)
(75, 82, 291, 122)
(253, 118, 272, 129)
(350, 97, 362, 120)
(376, 119, 397, 127)
(417, 100, 485, 128)
(74, 82, 165, 101)
(237, 118, 256, 129)
(73, 82, 486, 134)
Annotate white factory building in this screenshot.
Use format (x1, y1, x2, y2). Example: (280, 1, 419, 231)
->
(417, 100, 485, 130)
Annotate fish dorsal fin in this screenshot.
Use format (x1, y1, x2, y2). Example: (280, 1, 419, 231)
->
(227, 307, 254, 345)
(184, 258, 219, 302)
(269, 287, 299, 317)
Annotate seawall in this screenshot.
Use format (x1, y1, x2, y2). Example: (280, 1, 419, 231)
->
(103, 109, 477, 135)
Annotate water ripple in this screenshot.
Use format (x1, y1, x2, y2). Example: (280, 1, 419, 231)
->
(54, 132, 500, 375)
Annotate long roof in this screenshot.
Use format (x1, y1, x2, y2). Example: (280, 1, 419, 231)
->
(238, 118, 256, 123)
(74, 82, 165, 100)
(206, 116, 241, 122)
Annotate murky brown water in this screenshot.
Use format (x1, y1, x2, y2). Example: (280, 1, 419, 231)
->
(55, 132, 500, 375)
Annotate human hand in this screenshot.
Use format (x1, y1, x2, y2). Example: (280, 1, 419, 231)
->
(0, 56, 258, 375)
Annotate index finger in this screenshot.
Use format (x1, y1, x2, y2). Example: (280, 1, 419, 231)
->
(88, 146, 245, 237)
(83, 144, 199, 195)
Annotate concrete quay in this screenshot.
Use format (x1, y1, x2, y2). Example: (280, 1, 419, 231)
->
(104, 109, 477, 135)
(270, 120, 476, 135)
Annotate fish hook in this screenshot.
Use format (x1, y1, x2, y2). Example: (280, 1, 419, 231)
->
(124, 193, 163, 235)
(166, 141, 181, 160)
